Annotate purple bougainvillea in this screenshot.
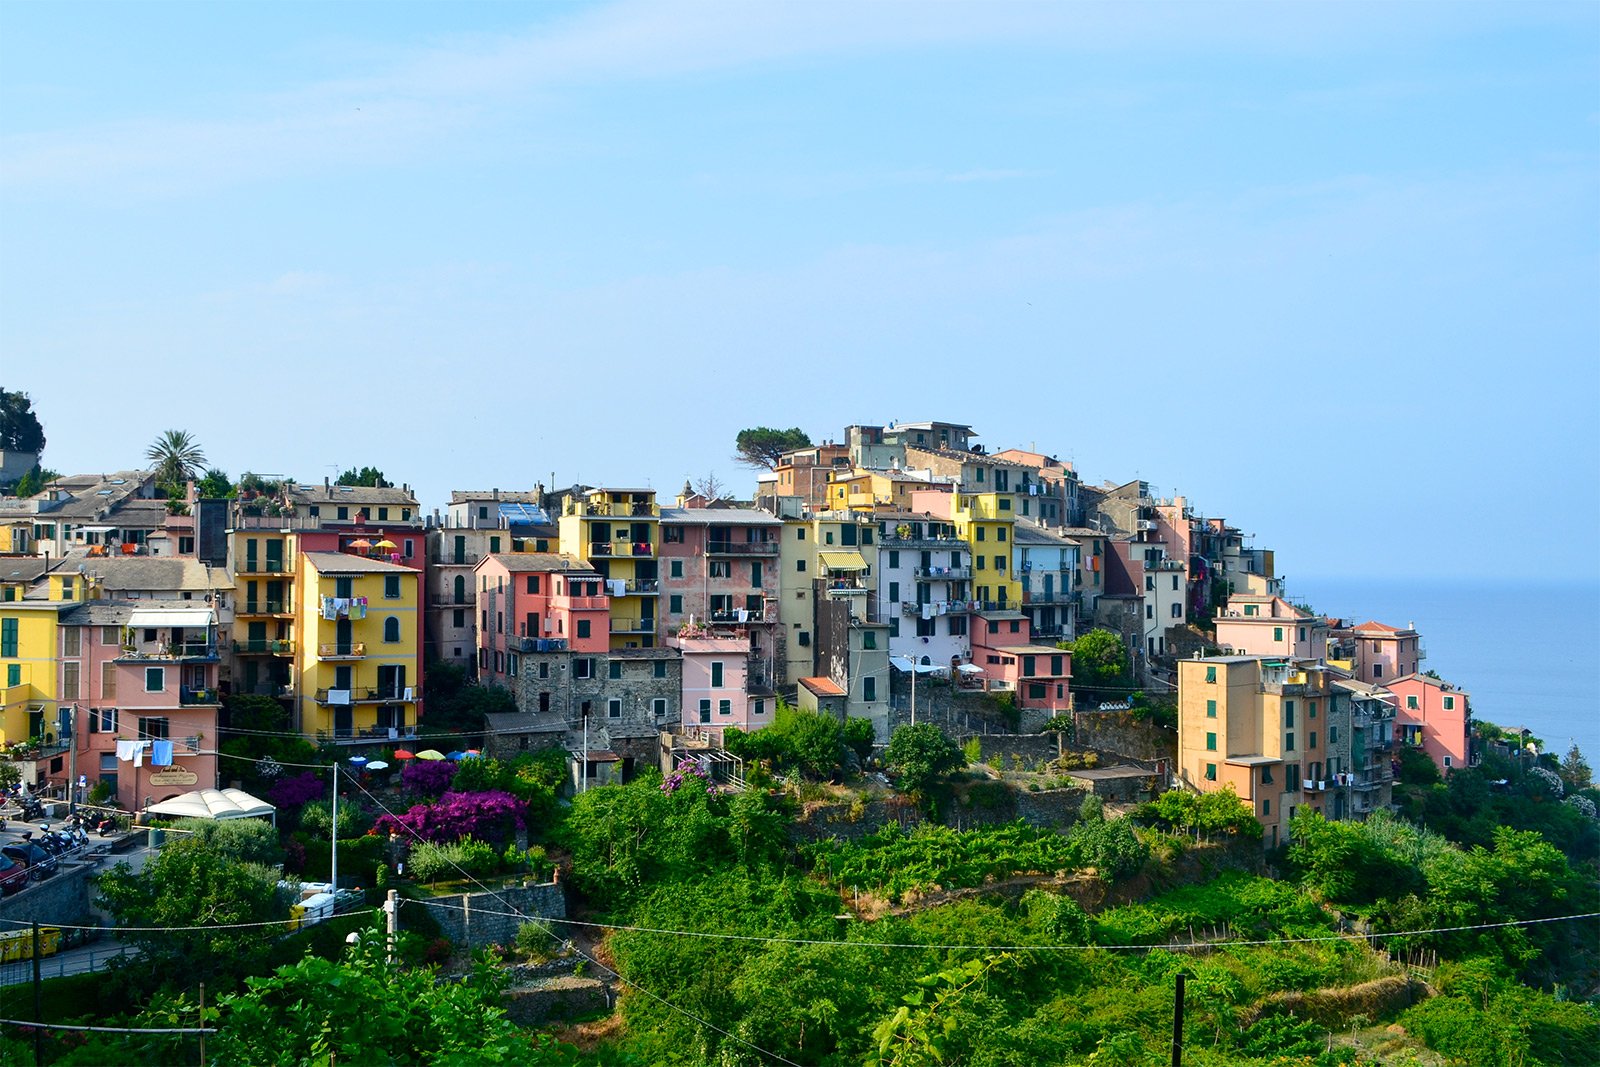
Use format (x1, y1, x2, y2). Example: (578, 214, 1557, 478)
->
(400, 758, 458, 796)
(374, 790, 527, 845)
(268, 770, 325, 809)
(661, 757, 714, 795)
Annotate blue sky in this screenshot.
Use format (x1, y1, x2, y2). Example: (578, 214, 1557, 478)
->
(2, 1, 1596, 583)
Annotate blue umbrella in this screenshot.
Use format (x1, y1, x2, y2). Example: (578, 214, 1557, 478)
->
(446, 750, 466, 761)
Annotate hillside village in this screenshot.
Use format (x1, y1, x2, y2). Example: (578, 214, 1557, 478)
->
(0, 414, 1593, 1066)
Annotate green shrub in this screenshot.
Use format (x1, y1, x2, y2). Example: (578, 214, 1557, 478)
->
(406, 837, 501, 884)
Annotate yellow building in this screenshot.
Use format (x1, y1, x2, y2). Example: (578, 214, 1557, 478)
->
(1176, 656, 1333, 849)
(1, 570, 89, 747)
(295, 552, 421, 743)
(822, 469, 948, 513)
(557, 489, 660, 649)
(950, 492, 1021, 609)
(228, 530, 299, 702)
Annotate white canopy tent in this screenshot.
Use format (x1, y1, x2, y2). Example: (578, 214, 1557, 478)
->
(889, 656, 945, 675)
(145, 788, 276, 823)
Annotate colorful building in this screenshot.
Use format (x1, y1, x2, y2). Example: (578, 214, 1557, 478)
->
(875, 512, 972, 670)
(1327, 678, 1396, 819)
(1213, 595, 1328, 660)
(1386, 673, 1471, 773)
(1014, 520, 1080, 642)
(1339, 620, 1424, 683)
(1176, 656, 1336, 848)
(969, 610, 1072, 714)
(557, 489, 660, 649)
(295, 552, 422, 744)
(658, 508, 783, 688)
(671, 631, 772, 741)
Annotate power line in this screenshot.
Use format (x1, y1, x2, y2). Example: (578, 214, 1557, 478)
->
(0, 910, 378, 934)
(0, 1017, 214, 1035)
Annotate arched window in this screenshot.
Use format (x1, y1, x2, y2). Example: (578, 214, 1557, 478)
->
(384, 616, 401, 643)
(453, 575, 466, 604)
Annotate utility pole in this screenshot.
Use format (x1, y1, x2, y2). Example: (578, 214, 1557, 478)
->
(67, 703, 79, 815)
(198, 983, 206, 1067)
(32, 922, 43, 1066)
(385, 888, 399, 964)
(1171, 972, 1186, 1067)
(581, 708, 589, 794)
(910, 663, 917, 727)
(330, 762, 338, 894)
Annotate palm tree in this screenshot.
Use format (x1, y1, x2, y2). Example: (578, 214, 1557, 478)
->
(146, 430, 206, 488)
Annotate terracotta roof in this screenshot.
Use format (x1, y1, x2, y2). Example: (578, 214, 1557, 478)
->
(1352, 620, 1404, 633)
(799, 676, 847, 697)
(481, 552, 596, 574)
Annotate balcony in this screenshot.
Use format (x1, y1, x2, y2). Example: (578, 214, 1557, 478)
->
(119, 642, 219, 662)
(429, 592, 474, 608)
(610, 618, 657, 634)
(315, 687, 413, 705)
(625, 579, 660, 595)
(825, 581, 868, 596)
(1022, 590, 1075, 605)
(587, 541, 655, 557)
(568, 500, 660, 518)
(901, 599, 976, 616)
(507, 635, 568, 653)
(240, 600, 290, 616)
(317, 642, 366, 659)
(915, 565, 972, 580)
(710, 610, 767, 625)
(318, 726, 419, 745)
(879, 533, 963, 548)
(180, 686, 222, 706)
(1302, 779, 1328, 792)
(234, 638, 295, 656)
(428, 551, 483, 566)
(239, 558, 294, 575)
(706, 541, 779, 556)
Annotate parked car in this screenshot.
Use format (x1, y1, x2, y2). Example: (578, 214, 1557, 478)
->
(1, 842, 57, 881)
(0, 852, 27, 894)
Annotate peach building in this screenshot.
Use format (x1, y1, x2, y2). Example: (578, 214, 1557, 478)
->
(1341, 620, 1423, 683)
(1213, 595, 1328, 660)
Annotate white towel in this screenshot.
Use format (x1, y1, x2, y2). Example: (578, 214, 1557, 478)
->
(116, 739, 138, 762)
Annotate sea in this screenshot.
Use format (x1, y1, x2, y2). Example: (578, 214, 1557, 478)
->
(1291, 578, 1600, 763)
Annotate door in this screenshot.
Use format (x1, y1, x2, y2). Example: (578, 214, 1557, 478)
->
(333, 705, 353, 738)
(265, 539, 284, 572)
(453, 535, 466, 565)
(1043, 572, 1054, 599)
(336, 619, 353, 655)
(454, 575, 467, 604)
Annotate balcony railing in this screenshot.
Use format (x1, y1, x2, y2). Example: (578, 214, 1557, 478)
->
(318, 726, 420, 744)
(610, 618, 657, 634)
(825, 581, 867, 594)
(180, 686, 222, 705)
(706, 541, 779, 556)
(234, 639, 295, 655)
(315, 687, 412, 705)
(317, 642, 366, 659)
(710, 610, 767, 624)
(915, 566, 972, 580)
(240, 558, 294, 575)
(240, 600, 290, 615)
(119, 643, 219, 662)
(587, 541, 654, 557)
(568, 500, 660, 517)
(554, 595, 608, 610)
(901, 599, 977, 616)
(1022, 590, 1075, 605)
(879, 533, 964, 548)
(428, 551, 483, 565)
(507, 635, 568, 653)
(429, 593, 474, 607)
(625, 579, 660, 594)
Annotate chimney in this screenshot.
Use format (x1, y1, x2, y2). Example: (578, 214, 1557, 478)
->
(493, 488, 500, 501)
(324, 476, 331, 493)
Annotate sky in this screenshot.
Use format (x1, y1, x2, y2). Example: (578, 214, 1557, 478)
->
(2, 1, 1596, 583)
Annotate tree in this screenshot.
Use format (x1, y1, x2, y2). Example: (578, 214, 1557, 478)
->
(195, 467, 234, 499)
(12, 464, 58, 497)
(97, 834, 288, 982)
(691, 471, 728, 500)
(734, 426, 812, 470)
(145, 429, 206, 487)
(0, 388, 46, 453)
(337, 465, 392, 487)
(884, 723, 966, 801)
(1559, 744, 1592, 791)
(1064, 628, 1130, 689)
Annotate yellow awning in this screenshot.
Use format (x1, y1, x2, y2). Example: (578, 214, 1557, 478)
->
(818, 551, 869, 571)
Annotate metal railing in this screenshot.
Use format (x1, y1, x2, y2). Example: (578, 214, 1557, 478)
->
(915, 566, 971, 580)
(429, 593, 473, 607)
(316, 642, 366, 658)
(705, 541, 778, 556)
(239, 558, 294, 574)
(610, 618, 657, 633)
(428, 552, 483, 565)
(118, 643, 218, 661)
(625, 579, 660, 594)
(234, 639, 295, 655)
(240, 600, 289, 615)
(587, 542, 654, 557)
(179, 686, 221, 705)
(710, 610, 767, 624)
(507, 635, 568, 653)
(314, 687, 410, 704)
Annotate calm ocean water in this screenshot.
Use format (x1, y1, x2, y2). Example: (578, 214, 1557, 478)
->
(1290, 579, 1600, 762)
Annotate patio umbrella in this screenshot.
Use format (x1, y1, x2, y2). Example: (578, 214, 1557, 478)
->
(348, 538, 373, 550)
(415, 749, 446, 761)
(446, 750, 466, 761)
(349, 755, 368, 767)
(374, 538, 397, 550)
(365, 761, 389, 772)
(393, 749, 416, 760)
(463, 749, 482, 758)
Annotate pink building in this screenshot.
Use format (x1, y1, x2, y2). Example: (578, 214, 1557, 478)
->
(1214, 595, 1328, 660)
(968, 610, 1072, 713)
(63, 601, 221, 811)
(1386, 673, 1471, 773)
(1341, 620, 1423, 683)
(670, 632, 768, 741)
(474, 553, 610, 682)
(658, 508, 782, 689)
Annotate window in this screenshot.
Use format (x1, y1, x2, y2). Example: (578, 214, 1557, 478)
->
(1261, 765, 1273, 784)
(61, 662, 79, 699)
(527, 575, 541, 594)
(709, 561, 732, 579)
(453, 609, 466, 628)
(1145, 576, 1155, 592)
(63, 629, 81, 656)
(752, 699, 766, 717)
(138, 716, 169, 740)
(888, 550, 899, 569)
(575, 658, 594, 680)
(669, 595, 683, 614)
(750, 562, 763, 586)
(862, 631, 876, 650)
(1442, 696, 1455, 711)
(976, 527, 986, 541)
(889, 581, 899, 603)
(863, 677, 876, 701)
(711, 662, 724, 687)
(1262, 798, 1271, 816)
(977, 556, 986, 570)
(101, 661, 116, 700)
(1286, 763, 1299, 785)
(608, 698, 622, 719)
(1309, 731, 1317, 749)
(0, 618, 16, 657)
(1205, 732, 1216, 751)
(798, 631, 810, 647)
(1308, 700, 1317, 719)
(337, 507, 349, 520)
(1328, 725, 1338, 745)
(144, 667, 165, 692)
(1443, 755, 1452, 768)
(1406, 695, 1418, 710)
(1273, 626, 1284, 642)
(653, 697, 668, 718)
(1206, 699, 1217, 718)
(576, 619, 591, 639)
(90, 707, 117, 733)
(383, 616, 401, 643)
(997, 527, 1007, 542)
(1171, 603, 1182, 618)
(508, 653, 518, 677)
(383, 575, 401, 599)
(539, 662, 549, 679)
(796, 528, 806, 540)
(1205, 763, 1217, 782)
(994, 555, 1004, 572)
(608, 660, 622, 680)
(1284, 701, 1295, 727)
(1285, 732, 1295, 751)
(670, 560, 683, 579)
(335, 577, 353, 599)
(795, 560, 806, 572)
(718, 699, 731, 716)
(890, 618, 901, 637)
(699, 700, 712, 723)
(1205, 665, 1216, 683)
(102, 626, 119, 646)
(1145, 604, 1154, 619)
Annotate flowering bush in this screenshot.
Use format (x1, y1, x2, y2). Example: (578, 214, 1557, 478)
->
(1565, 794, 1597, 819)
(1527, 766, 1564, 799)
(268, 771, 325, 809)
(400, 759, 458, 797)
(374, 790, 526, 845)
(661, 757, 713, 795)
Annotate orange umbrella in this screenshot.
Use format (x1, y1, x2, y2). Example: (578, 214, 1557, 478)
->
(348, 538, 373, 550)
(393, 749, 415, 760)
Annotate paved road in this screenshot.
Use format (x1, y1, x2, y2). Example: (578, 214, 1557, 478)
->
(0, 940, 133, 985)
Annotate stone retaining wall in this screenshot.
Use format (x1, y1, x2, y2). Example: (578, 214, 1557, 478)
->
(0, 864, 92, 927)
(408, 881, 565, 951)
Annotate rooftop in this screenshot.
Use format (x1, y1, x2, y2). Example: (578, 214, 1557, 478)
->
(481, 552, 597, 574)
(799, 676, 847, 697)
(302, 551, 415, 575)
(659, 508, 783, 526)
